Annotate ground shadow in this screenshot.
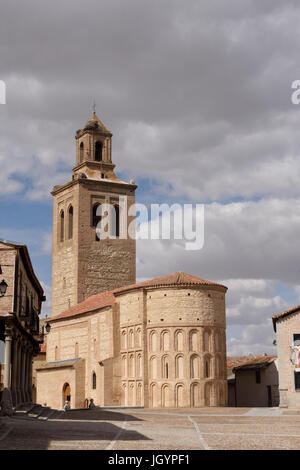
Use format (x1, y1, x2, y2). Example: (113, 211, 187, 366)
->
(60, 408, 144, 422)
(0, 411, 150, 450)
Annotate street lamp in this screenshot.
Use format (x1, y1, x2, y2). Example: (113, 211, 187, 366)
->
(45, 322, 51, 333)
(0, 280, 8, 297)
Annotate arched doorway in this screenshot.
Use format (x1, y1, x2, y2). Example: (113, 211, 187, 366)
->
(62, 383, 71, 408)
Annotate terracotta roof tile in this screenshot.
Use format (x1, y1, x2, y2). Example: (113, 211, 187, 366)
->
(37, 358, 82, 370)
(272, 305, 300, 331)
(227, 355, 276, 371)
(114, 271, 227, 294)
(51, 272, 227, 322)
(52, 291, 116, 322)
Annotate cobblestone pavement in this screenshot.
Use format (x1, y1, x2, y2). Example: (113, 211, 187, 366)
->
(0, 407, 300, 450)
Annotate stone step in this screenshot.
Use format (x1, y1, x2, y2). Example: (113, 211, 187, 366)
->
(13, 403, 62, 421)
(27, 405, 45, 418)
(15, 404, 35, 415)
(37, 407, 54, 420)
(47, 410, 64, 420)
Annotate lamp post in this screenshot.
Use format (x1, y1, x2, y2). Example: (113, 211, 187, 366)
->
(0, 279, 8, 297)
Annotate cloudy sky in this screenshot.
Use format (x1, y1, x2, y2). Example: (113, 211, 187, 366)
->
(1, 0, 300, 357)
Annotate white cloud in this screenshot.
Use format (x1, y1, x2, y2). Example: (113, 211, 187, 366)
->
(227, 321, 277, 356)
(2, 0, 300, 356)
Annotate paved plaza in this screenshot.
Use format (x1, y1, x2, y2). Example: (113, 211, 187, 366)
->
(1, 407, 300, 450)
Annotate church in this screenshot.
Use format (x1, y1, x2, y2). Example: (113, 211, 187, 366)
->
(36, 112, 228, 409)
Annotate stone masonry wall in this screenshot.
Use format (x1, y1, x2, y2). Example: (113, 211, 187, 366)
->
(0, 242, 16, 312)
(276, 313, 300, 407)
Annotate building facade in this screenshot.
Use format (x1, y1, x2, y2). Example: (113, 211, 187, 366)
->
(37, 272, 228, 409)
(51, 112, 136, 317)
(227, 356, 279, 407)
(36, 112, 228, 409)
(273, 306, 300, 408)
(0, 239, 45, 413)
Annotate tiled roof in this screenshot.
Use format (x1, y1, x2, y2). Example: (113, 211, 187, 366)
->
(272, 305, 300, 332)
(227, 355, 276, 372)
(52, 291, 116, 322)
(114, 271, 227, 294)
(84, 112, 109, 133)
(50, 272, 227, 322)
(37, 358, 82, 370)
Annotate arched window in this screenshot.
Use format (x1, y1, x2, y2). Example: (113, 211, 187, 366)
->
(68, 206, 73, 239)
(80, 142, 84, 162)
(190, 355, 200, 379)
(122, 355, 127, 376)
(189, 330, 198, 351)
(162, 356, 169, 379)
(175, 330, 184, 351)
(216, 355, 223, 378)
(151, 382, 159, 408)
(175, 384, 184, 407)
(205, 356, 211, 378)
(55, 346, 59, 361)
(162, 331, 170, 351)
(215, 331, 222, 352)
(162, 384, 170, 407)
(191, 383, 200, 407)
(129, 354, 135, 377)
(59, 210, 64, 242)
(136, 328, 142, 348)
(92, 204, 102, 241)
(204, 330, 211, 352)
(175, 355, 184, 379)
(92, 372, 96, 390)
(121, 330, 127, 349)
(150, 331, 158, 351)
(137, 354, 142, 377)
(95, 141, 103, 161)
(205, 382, 212, 406)
(150, 356, 157, 379)
(137, 383, 142, 406)
(129, 329, 134, 348)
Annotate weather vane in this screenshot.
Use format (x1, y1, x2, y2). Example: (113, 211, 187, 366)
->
(92, 99, 96, 114)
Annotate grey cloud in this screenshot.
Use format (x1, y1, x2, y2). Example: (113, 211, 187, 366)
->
(136, 198, 300, 284)
(1, 0, 300, 355)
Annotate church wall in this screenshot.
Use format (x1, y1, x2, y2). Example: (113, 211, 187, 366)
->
(116, 285, 227, 408)
(38, 283, 227, 408)
(119, 291, 144, 406)
(37, 367, 76, 410)
(51, 184, 79, 317)
(42, 113, 229, 410)
(43, 307, 117, 407)
(76, 181, 136, 304)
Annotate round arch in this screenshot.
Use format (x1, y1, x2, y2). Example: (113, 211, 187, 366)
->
(62, 383, 71, 409)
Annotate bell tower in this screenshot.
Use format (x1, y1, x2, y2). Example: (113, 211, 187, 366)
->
(74, 112, 114, 180)
(51, 112, 137, 317)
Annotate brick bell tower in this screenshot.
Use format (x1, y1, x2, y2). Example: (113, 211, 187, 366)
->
(51, 112, 137, 317)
